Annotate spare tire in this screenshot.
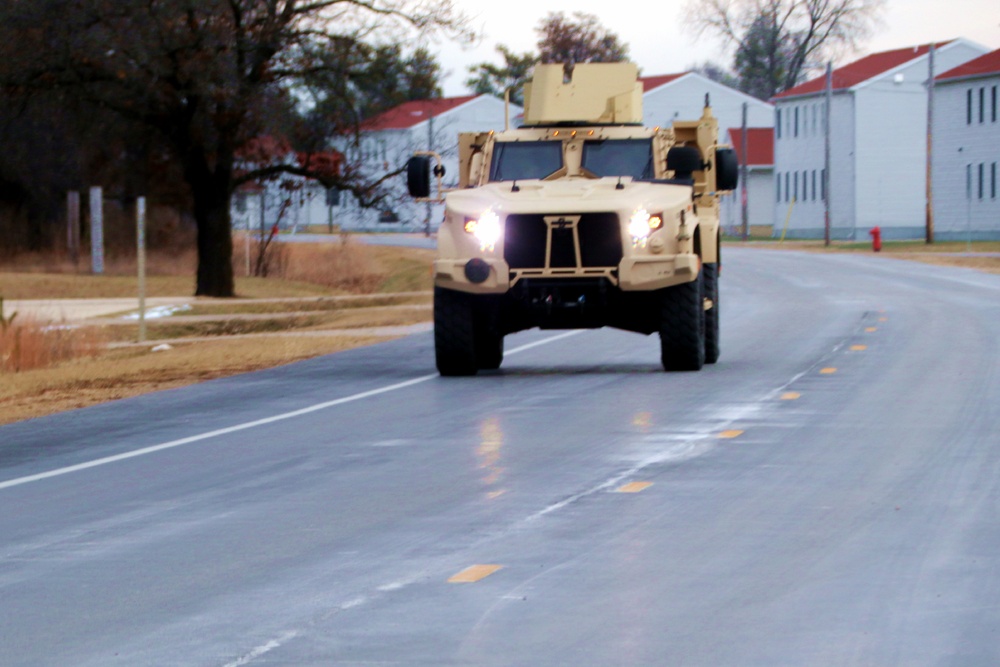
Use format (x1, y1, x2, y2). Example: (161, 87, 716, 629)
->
(715, 148, 739, 191)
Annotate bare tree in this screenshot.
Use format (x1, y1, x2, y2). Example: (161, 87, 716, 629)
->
(0, 0, 472, 297)
(537, 12, 630, 65)
(685, 0, 886, 97)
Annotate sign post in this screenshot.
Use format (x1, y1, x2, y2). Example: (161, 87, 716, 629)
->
(89, 186, 104, 274)
(136, 197, 147, 343)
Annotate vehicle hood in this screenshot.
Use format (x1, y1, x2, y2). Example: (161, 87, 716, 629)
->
(445, 177, 693, 217)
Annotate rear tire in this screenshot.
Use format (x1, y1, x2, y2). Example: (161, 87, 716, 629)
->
(703, 262, 720, 364)
(659, 273, 705, 372)
(434, 287, 477, 376)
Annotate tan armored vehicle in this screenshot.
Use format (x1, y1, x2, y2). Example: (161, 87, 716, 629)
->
(406, 62, 738, 375)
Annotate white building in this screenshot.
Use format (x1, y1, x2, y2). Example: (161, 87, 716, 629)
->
(339, 95, 520, 231)
(772, 39, 989, 239)
(641, 72, 776, 236)
(641, 72, 774, 133)
(932, 48, 1000, 240)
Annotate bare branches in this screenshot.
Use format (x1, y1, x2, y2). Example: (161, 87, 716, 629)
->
(684, 0, 886, 98)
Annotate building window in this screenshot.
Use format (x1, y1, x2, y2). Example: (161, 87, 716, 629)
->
(992, 162, 997, 199)
(794, 106, 799, 137)
(821, 169, 826, 201)
(979, 163, 985, 200)
(980, 88, 986, 124)
(992, 86, 997, 123)
(812, 170, 817, 201)
(777, 172, 782, 201)
(785, 172, 790, 202)
(794, 171, 799, 200)
(776, 109, 782, 139)
(966, 164, 972, 200)
(967, 89, 973, 125)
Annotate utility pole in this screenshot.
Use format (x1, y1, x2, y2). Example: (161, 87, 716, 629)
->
(823, 62, 833, 247)
(740, 102, 749, 242)
(926, 43, 936, 244)
(425, 112, 433, 237)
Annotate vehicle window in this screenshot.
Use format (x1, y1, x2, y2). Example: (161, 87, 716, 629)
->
(489, 141, 563, 181)
(581, 139, 654, 180)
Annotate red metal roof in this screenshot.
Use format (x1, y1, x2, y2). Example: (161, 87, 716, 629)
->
(774, 42, 954, 99)
(639, 73, 688, 92)
(361, 96, 478, 130)
(727, 128, 774, 167)
(937, 47, 1000, 81)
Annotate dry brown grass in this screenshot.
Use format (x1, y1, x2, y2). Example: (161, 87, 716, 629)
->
(0, 334, 384, 425)
(1, 315, 106, 373)
(0, 239, 435, 425)
(0, 240, 433, 299)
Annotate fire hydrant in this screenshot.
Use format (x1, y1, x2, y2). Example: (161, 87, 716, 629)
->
(869, 226, 882, 252)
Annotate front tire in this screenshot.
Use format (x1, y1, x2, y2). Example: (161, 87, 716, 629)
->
(659, 272, 705, 372)
(434, 287, 477, 376)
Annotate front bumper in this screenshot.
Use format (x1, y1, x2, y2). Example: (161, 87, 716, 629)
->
(433, 253, 700, 294)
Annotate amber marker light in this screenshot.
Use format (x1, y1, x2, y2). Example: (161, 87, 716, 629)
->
(464, 219, 478, 234)
(648, 215, 663, 230)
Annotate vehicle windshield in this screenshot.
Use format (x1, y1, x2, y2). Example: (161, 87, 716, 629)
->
(581, 139, 654, 180)
(489, 141, 563, 181)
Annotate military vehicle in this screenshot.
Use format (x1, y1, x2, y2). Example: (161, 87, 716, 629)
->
(406, 62, 738, 375)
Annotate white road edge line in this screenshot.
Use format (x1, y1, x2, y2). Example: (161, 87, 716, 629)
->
(0, 330, 583, 492)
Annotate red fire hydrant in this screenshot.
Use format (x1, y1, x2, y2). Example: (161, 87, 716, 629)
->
(869, 226, 882, 252)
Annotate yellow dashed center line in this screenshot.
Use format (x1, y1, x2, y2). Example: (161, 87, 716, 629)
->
(617, 481, 653, 493)
(866, 327, 878, 333)
(820, 367, 838, 375)
(781, 392, 801, 400)
(879, 317, 888, 322)
(718, 430, 745, 439)
(448, 565, 503, 583)
(850, 345, 868, 351)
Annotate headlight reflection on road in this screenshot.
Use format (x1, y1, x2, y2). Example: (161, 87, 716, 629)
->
(477, 416, 506, 498)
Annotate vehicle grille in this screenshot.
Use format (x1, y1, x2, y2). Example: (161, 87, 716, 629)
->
(504, 213, 622, 270)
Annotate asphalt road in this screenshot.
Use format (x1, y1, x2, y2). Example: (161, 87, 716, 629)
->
(1, 248, 999, 666)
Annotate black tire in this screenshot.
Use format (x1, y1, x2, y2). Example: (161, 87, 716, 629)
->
(703, 262, 720, 364)
(474, 297, 503, 370)
(659, 273, 706, 372)
(434, 287, 477, 376)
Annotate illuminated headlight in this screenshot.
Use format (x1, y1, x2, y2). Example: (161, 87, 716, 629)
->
(464, 209, 501, 252)
(629, 209, 663, 246)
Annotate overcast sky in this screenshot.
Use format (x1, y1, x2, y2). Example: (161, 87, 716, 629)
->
(431, 0, 1000, 96)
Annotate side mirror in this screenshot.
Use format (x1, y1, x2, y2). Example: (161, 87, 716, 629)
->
(715, 148, 739, 191)
(666, 145, 703, 180)
(407, 156, 432, 198)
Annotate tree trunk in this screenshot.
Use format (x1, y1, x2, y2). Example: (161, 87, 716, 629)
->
(186, 152, 235, 298)
(193, 186, 235, 297)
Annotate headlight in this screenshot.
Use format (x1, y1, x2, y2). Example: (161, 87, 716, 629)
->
(629, 208, 663, 246)
(464, 209, 501, 252)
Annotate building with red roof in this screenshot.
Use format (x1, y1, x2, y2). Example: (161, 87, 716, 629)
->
(641, 72, 775, 229)
(931, 48, 1000, 239)
(722, 128, 775, 233)
(336, 94, 520, 230)
(772, 39, 988, 239)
